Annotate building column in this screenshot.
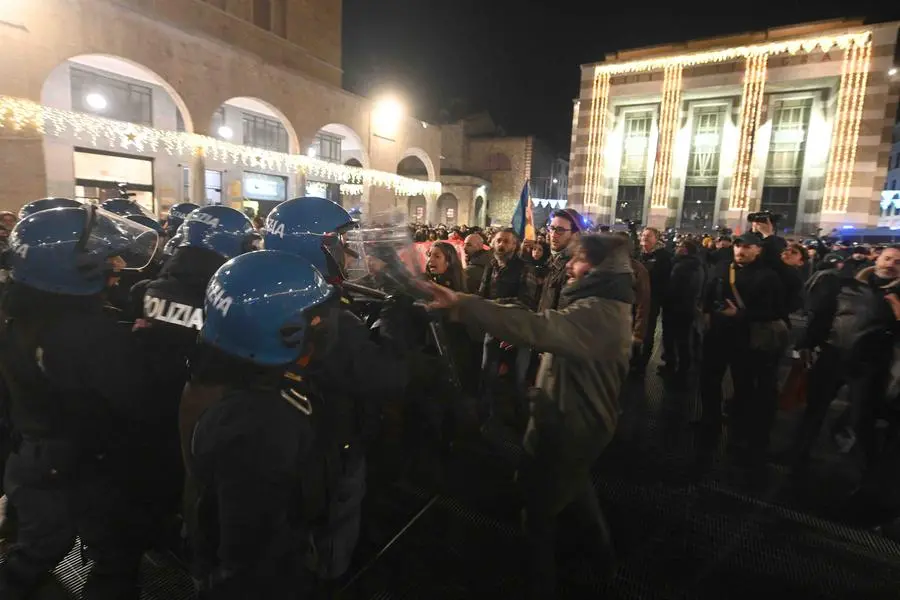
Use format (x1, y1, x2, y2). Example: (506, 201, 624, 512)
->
(191, 153, 207, 206)
(426, 193, 438, 224)
(727, 53, 768, 225)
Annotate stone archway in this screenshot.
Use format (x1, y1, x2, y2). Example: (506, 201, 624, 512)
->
(437, 193, 459, 226)
(474, 196, 485, 227)
(39, 54, 195, 214)
(399, 147, 436, 181)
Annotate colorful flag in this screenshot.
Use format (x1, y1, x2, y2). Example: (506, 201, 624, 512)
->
(511, 181, 536, 241)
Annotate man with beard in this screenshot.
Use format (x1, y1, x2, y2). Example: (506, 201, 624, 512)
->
(478, 228, 538, 425)
(538, 209, 582, 312)
(423, 234, 632, 599)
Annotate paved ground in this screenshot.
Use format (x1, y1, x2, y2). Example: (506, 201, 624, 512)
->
(23, 340, 900, 598)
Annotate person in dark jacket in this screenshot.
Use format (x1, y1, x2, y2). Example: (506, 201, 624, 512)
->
(423, 234, 633, 599)
(0, 206, 163, 600)
(463, 233, 490, 294)
(660, 239, 704, 386)
(698, 233, 785, 479)
(478, 228, 539, 424)
(538, 208, 582, 312)
(636, 227, 672, 373)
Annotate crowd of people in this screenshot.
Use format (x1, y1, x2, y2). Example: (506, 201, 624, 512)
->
(0, 195, 897, 600)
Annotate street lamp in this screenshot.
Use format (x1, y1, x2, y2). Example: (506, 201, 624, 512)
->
(372, 96, 404, 140)
(217, 125, 233, 140)
(85, 93, 107, 111)
(890, 67, 898, 77)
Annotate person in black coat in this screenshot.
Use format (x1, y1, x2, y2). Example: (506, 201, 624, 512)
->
(660, 239, 704, 386)
(636, 227, 672, 373)
(698, 233, 785, 478)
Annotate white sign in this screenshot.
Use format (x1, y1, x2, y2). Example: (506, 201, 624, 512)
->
(306, 181, 328, 199)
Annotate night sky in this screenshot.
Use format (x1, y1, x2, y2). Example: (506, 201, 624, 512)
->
(343, 2, 900, 156)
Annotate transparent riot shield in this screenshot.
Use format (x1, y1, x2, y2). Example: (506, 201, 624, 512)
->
(342, 209, 427, 298)
(343, 209, 461, 391)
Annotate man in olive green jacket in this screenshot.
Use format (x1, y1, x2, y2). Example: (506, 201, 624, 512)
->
(424, 234, 633, 599)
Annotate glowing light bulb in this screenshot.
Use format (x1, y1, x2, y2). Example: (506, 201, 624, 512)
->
(217, 125, 233, 139)
(85, 93, 107, 111)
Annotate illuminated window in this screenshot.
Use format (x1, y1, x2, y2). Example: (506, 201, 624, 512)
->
(71, 67, 152, 126)
(687, 108, 724, 183)
(614, 185, 645, 224)
(681, 186, 717, 229)
(765, 98, 812, 186)
(619, 111, 652, 185)
(242, 112, 289, 152)
(309, 132, 343, 163)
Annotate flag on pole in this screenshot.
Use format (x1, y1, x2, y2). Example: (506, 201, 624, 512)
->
(511, 181, 536, 241)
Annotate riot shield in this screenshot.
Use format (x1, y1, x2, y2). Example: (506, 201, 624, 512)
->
(343, 209, 428, 299)
(343, 209, 461, 392)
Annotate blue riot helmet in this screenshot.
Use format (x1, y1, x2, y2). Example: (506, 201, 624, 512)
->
(179, 205, 261, 260)
(17, 197, 82, 221)
(201, 250, 336, 366)
(167, 202, 200, 232)
(264, 197, 358, 281)
(127, 213, 165, 235)
(6, 205, 161, 295)
(162, 226, 183, 258)
(101, 197, 153, 219)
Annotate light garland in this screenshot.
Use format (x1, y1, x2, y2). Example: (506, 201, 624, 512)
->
(593, 32, 870, 75)
(650, 64, 683, 208)
(583, 72, 610, 207)
(822, 37, 872, 213)
(340, 183, 364, 196)
(0, 96, 442, 198)
(729, 53, 768, 210)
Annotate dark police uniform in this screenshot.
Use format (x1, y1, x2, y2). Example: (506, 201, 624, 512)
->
(130, 246, 228, 548)
(188, 385, 313, 600)
(0, 283, 160, 600)
(286, 297, 411, 581)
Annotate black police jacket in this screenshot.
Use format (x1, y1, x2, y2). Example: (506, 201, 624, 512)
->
(189, 386, 312, 600)
(133, 247, 226, 412)
(0, 282, 160, 452)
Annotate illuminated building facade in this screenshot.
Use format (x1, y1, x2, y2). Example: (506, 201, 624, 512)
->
(0, 0, 442, 218)
(569, 20, 900, 234)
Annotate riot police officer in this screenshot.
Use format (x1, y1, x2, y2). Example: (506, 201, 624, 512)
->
(0, 204, 163, 600)
(130, 206, 260, 547)
(183, 250, 334, 599)
(165, 202, 199, 234)
(264, 197, 413, 584)
(17, 197, 82, 221)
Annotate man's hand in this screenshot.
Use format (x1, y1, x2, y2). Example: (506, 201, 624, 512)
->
(754, 218, 775, 238)
(499, 341, 515, 351)
(719, 299, 739, 318)
(421, 281, 461, 310)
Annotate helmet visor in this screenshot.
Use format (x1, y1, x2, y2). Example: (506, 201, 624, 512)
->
(82, 206, 161, 270)
(342, 209, 424, 292)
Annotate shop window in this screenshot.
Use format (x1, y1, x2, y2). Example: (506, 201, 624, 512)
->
(71, 67, 152, 126)
(242, 112, 289, 153)
(681, 186, 717, 230)
(760, 186, 800, 232)
(614, 185, 645, 224)
(182, 168, 223, 205)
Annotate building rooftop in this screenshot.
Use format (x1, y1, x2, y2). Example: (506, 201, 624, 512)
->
(582, 18, 870, 72)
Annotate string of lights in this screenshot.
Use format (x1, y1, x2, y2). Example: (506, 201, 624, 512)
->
(823, 37, 872, 213)
(729, 53, 767, 210)
(0, 96, 443, 198)
(650, 64, 683, 208)
(583, 72, 610, 207)
(593, 32, 871, 75)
